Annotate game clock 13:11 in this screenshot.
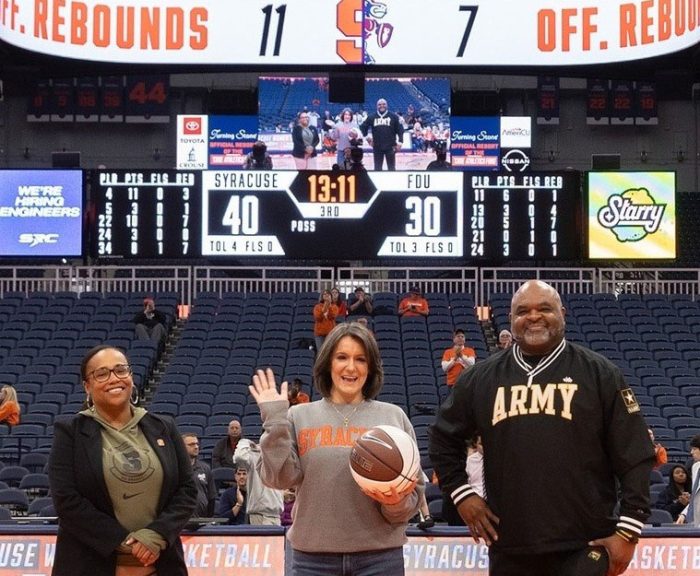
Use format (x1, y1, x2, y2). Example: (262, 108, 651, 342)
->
(201, 170, 463, 259)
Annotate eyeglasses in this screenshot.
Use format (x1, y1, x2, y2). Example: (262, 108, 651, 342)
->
(89, 364, 132, 383)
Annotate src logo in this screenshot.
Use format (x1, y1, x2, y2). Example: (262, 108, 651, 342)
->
(19, 233, 59, 247)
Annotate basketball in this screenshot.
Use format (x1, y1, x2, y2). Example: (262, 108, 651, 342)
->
(349, 425, 420, 496)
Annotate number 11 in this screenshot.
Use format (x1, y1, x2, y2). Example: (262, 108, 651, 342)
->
(260, 4, 287, 56)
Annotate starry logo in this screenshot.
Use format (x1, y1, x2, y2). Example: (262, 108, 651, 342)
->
(621, 388, 641, 414)
(597, 188, 666, 242)
(563, 376, 573, 383)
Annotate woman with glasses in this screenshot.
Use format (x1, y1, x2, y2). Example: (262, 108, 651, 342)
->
(291, 110, 320, 169)
(48, 344, 196, 576)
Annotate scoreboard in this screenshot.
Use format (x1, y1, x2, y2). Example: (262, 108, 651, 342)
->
(87, 169, 581, 261)
(465, 172, 580, 260)
(202, 171, 463, 259)
(90, 170, 201, 258)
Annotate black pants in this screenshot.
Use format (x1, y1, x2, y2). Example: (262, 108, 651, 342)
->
(372, 148, 396, 171)
(489, 546, 608, 576)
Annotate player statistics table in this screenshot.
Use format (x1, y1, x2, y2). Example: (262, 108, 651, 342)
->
(465, 172, 581, 260)
(90, 169, 201, 258)
(1, 1, 696, 66)
(202, 171, 463, 259)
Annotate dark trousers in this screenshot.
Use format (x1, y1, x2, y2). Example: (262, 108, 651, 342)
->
(489, 546, 608, 576)
(372, 148, 397, 171)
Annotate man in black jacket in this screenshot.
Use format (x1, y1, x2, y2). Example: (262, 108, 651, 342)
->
(133, 296, 167, 344)
(360, 98, 403, 171)
(429, 280, 655, 576)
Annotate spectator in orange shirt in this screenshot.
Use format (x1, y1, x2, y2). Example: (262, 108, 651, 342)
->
(288, 378, 311, 406)
(398, 285, 430, 318)
(649, 428, 668, 469)
(313, 289, 339, 352)
(330, 287, 347, 318)
(0, 385, 20, 426)
(441, 329, 476, 387)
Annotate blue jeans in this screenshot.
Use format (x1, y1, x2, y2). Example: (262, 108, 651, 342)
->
(291, 546, 404, 576)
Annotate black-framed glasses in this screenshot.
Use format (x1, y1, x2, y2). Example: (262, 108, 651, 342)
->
(89, 364, 132, 383)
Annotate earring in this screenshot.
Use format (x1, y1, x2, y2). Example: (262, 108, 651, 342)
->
(130, 387, 139, 405)
(86, 393, 94, 409)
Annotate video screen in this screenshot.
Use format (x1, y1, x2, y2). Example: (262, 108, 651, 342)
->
(587, 171, 676, 260)
(0, 170, 83, 257)
(258, 76, 450, 170)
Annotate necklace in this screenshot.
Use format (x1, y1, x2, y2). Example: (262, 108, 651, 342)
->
(328, 400, 364, 427)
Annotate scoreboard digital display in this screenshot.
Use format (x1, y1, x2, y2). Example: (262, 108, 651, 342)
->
(201, 171, 464, 259)
(465, 172, 581, 260)
(90, 170, 201, 258)
(88, 170, 581, 261)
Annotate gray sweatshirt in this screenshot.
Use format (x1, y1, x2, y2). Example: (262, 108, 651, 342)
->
(258, 398, 422, 553)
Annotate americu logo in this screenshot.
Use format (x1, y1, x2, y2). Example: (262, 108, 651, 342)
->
(597, 187, 666, 242)
(363, 0, 394, 63)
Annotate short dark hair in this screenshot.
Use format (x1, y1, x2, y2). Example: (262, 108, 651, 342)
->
(454, 329, 465, 336)
(690, 434, 700, 449)
(313, 323, 383, 400)
(80, 344, 126, 382)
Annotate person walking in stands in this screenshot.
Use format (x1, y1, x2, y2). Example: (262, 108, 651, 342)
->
(49, 344, 196, 576)
(212, 419, 243, 469)
(429, 280, 655, 576)
(441, 329, 476, 387)
(182, 433, 216, 518)
(133, 297, 167, 345)
(248, 322, 422, 575)
(398, 285, 430, 318)
(0, 384, 20, 426)
(360, 98, 404, 171)
(313, 289, 339, 352)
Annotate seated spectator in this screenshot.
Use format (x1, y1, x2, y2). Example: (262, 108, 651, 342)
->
(313, 289, 339, 352)
(649, 428, 668, 469)
(441, 329, 476, 387)
(398, 285, 430, 318)
(330, 287, 347, 317)
(288, 378, 310, 406)
(217, 467, 248, 524)
(347, 287, 373, 317)
(0, 384, 20, 426)
(244, 140, 274, 170)
(212, 419, 243, 469)
(280, 488, 296, 526)
(676, 434, 700, 526)
(497, 329, 513, 349)
(133, 297, 167, 344)
(656, 464, 691, 521)
(183, 433, 216, 518)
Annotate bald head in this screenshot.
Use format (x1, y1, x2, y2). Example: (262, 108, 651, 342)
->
(510, 281, 566, 355)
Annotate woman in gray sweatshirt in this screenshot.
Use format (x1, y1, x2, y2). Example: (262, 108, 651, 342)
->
(249, 322, 423, 576)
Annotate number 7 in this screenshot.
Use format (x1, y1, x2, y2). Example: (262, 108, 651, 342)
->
(456, 5, 478, 57)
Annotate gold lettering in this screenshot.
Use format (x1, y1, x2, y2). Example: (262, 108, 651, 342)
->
(558, 383, 578, 420)
(528, 383, 557, 415)
(492, 387, 507, 425)
(508, 385, 530, 417)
